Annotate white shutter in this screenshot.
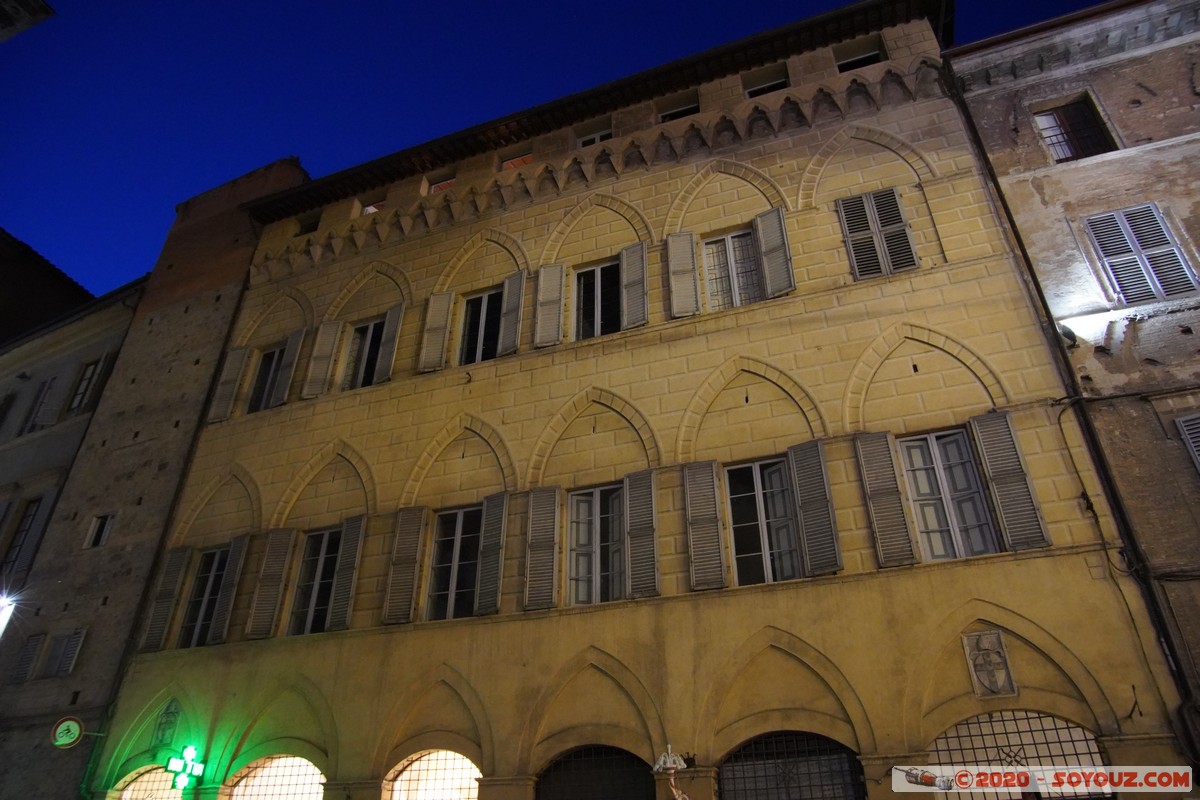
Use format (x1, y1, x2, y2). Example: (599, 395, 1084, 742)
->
(837, 195, 883, 280)
(683, 461, 726, 590)
(383, 507, 426, 624)
(1088, 205, 1198, 303)
(142, 547, 192, 652)
(787, 440, 841, 576)
(373, 302, 405, 383)
(754, 207, 796, 298)
(498, 270, 525, 356)
(245, 529, 296, 639)
(871, 189, 917, 272)
(55, 628, 86, 676)
(9, 634, 44, 683)
(666, 233, 700, 318)
(208, 349, 248, 422)
(205, 535, 249, 645)
(474, 492, 508, 615)
(418, 293, 454, 373)
(269, 330, 305, 408)
(969, 412, 1049, 551)
(33, 376, 67, 429)
(534, 265, 565, 347)
(326, 515, 365, 631)
(525, 487, 560, 610)
(302, 321, 342, 398)
(620, 242, 649, 329)
(854, 432, 917, 567)
(624, 470, 658, 598)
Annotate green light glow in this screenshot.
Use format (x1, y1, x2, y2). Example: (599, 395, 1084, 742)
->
(174, 772, 190, 790)
(182, 745, 198, 762)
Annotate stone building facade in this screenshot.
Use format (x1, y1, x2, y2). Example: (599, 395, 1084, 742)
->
(950, 0, 1200, 759)
(70, 1, 1193, 799)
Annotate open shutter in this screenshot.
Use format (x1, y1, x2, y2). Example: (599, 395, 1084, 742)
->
(497, 270, 525, 356)
(56, 629, 86, 676)
(208, 349, 248, 422)
(302, 321, 342, 398)
(87, 351, 116, 411)
(373, 302, 405, 383)
(683, 461, 727, 590)
(525, 487, 559, 610)
(969, 412, 1049, 550)
(871, 189, 917, 272)
(326, 515, 366, 631)
(623, 469, 658, 598)
(418, 293, 454, 372)
(787, 440, 842, 576)
(666, 233, 700, 318)
(383, 507, 426, 624)
(754, 207, 796, 298)
(1177, 414, 1200, 475)
(474, 492, 508, 616)
(205, 534, 249, 645)
(838, 195, 885, 280)
(620, 242, 649, 329)
(268, 330, 305, 408)
(33, 377, 67, 428)
(10, 634, 44, 683)
(854, 432, 917, 567)
(245, 529, 296, 639)
(534, 265, 565, 347)
(142, 547, 192, 652)
(1124, 205, 1197, 297)
(1087, 212, 1154, 303)
(11, 486, 58, 578)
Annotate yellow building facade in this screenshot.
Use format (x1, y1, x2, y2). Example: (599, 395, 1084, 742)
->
(92, 2, 1190, 798)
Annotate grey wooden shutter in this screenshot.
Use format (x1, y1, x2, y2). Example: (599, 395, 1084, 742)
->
(373, 302, 405, 383)
(525, 487, 560, 610)
(302, 321, 342, 398)
(871, 189, 917, 272)
(88, 351, 116, 411)
(1087, 205, 1197, 303)
(10, 634, 44, 683)
(383, 507, 426, 624)
(666, 232, 700, 318)
(787, 440, 842, 576)
(142, 547, 192, 652)
(268, 330, 305, 408)
(209, 348, 248, 422)
(683, 461, 727, 590)
(245, 528, 296, 639)
(623, 469, 658, 598)
(474, 492, 508, 616)
(969, 412, 1049, 550)
(754, 207, 796, 298)
(534, 265, 565, 347)
(11, 486, 58, 577)
(33, 376, 66, 428)
(205, 534, 249, 645)
(418, 293, 454, 372)
(498, 270, 525, 356)
(837, 194, 882, 279)
(854, 432, 918, 567)
(56, 629, 86, 676)
(1176, 414, 1200, 475)
(326, 515, 366, 631)
(620, 242, 649, 329)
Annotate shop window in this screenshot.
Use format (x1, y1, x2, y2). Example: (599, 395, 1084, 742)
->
(387, 750, 481, 800)
(1086, 203, 1198, 304)
(119, 767, 182, 800)
(719, 731, 866, 800)
(230, 756, 325, 800)
(1034, 97, 1116, 163)
(837, 188, 916, 280)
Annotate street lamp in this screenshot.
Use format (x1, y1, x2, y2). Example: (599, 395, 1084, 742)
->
(0, 596, 14, 640)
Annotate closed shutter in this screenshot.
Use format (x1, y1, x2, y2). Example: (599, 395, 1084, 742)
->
(33, 376, 67, 428)
(683, 461, 727, 590)
(854, 432, 917, 567)
(418, 293, 454, 373)
(325, 515, 365, 631)
(302, 321, 342, 398)
(56, 629, 86, 676)
(245, 529, 297, 639)
(534, 265, 565, 347)
(787, 440, 842, 576)
(497, 270, 525, 356)
(474, 492, 508, 616)
(11, 486, 58, 577)
(620, 242, 649, 329)
(624, 469, 658, 598)
(383, 507, 426, 624)
(838, 195, 883, 280)
(205, 534, 249, 645)
(268, 330, 305, 408)
(1087, 205, 1197, 303)
(9, 634, 44, 683)
(525, 487, 559, 610)
(1176, 413, 1200, 475)
(969, 412, 1049, 550)
(754, 207, 796, 298)
(373, 302, 406, 383)
(666, 233, 700, 318)
(209, 349, 248, 422)
(142, 547, 192, 652)
(872, 189, 917, 272)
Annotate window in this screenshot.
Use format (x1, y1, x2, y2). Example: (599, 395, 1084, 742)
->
(119, 768, 182, 800)
(1, 498, 42, 574)
(742, 63, 789, 98)
(898, 430, 999, 560)
(500, 151, 533, 171)
(657, 90, 699, 123)
(18, 378, 54, 435)
(536, 747, 655, 800)
(288, 529, 341, 635)
(575, 263, 621, 339)
(178, 547, 229, 647)
(1034, 97, 1116, 162)
(39, 629, 85, 678)
(341, 318, 386, 389)
(1086, 204, 1198, 304)
(726, 460, 800, 585)
(569, 485, 625, 604)
(295, 213, 319, 236)
(388, 750, 481, 800)
(837, 188, 917, 280)
(575, 117, 613, 148)
(428, 507, 481, 620)
(719, 732, 866, 800)
(577, 129, 612, 148)
(0, 392, 14, 433)
(834, 33, 886, 73)
(66, 359, 100, 414)
(86, 514, 113, 548)
(230, 756, 325, 800)
(676, 208, 793, 317)
(704, 231, 765, 311)
(460, 289, 503, 365)
(247, 344, 284, 413)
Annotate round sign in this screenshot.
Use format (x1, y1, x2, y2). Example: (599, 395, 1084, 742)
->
(52, 716, 84, 749)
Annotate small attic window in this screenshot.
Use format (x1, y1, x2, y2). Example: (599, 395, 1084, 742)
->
(360, 190, 388, 215)
(295, 212, 319, 236)
(499, 145, 533, 171)
(657, 89, 700, 123)
(426, 170, 457, 194)
(742, 63, 789, 99)
(576, 117, 613, 148)
(834, 33, 886, 72)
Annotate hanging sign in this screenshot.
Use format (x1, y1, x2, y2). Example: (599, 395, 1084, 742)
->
(165, 745, 206, 789)
(51, 716, 84, 749)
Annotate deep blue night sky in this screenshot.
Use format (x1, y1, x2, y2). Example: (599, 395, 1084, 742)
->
(1, 0, 1101, 295)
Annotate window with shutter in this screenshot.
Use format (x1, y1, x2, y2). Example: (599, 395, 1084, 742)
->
(66, 359, 101, 415)
(474, 492, 508, 616)
(428, 507, 483, 620)
(179, 547, 230, 648)
(700, 209, 793, 311)
(9, 633, 44, 683)
(535, 265, 565, 347)
(326, 515, 365, 632)
(568, 484, 626, 604)
(142, 547, 191, 652)
(525, 487, 560, 610)
(461, 289, 504, 365)
(837, 188, 916, 280)
(246, 343, 285, 413)
(574, 243, 649, 340)
(1177, 413, 1200, 476)
(383, 507, 427, 624)
(209, 349, 249, 422)
(1, 497, 42, 575)
(1085, 204, 1198, 304)
(246, 529, 296, 639)
(288, 527, 342, 635)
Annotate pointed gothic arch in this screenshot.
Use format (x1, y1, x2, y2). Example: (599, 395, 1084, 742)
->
(171, 463, 263, 543)
(234, 288, 315, 348)
(323, 260, 414, 322)
(798, 125, 938, 211)
(270, 439, 377, 527)
(400, 413, 518, 505)
(540, 193, 655, 265)
(662, 159, 790, 237)
(433, 229, 532, 293)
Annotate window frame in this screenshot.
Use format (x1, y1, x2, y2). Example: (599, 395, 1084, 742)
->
(85, 514, 114, 548)
(66, 359, 101, 414)
(703, 229, 765, 311)
(178, 546, 230, 648)
(459, 287, 504, 365)
(1, 497, 42, 574)
(1033, 95, 1117, 163)
(568, 484, 626, 605)
(246, 342, 285, 413)
(341, 317, 387, 390)
(724, 458, 803, 586)
(288, 528, 342, 635)
(574, 261, 622, 341)
(18, 378, 53, 435)
(428, 506, 483, 621)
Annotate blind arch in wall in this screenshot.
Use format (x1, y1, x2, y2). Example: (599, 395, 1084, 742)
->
(718, 731, 866, 800)
(229, 756, 325, 800)
(536, 746, 654, 800)
(387, 750, 482, 800)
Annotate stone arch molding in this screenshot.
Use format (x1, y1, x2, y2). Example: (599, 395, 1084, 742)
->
(527, 387, 661, 486)
(323, 260, 414, 322)
(219, 673, 339, 781)
(171, 463, 263, 543)
(234, 287, 315, 347)
(401, 413, 518, 505)
(676, 357, 827, 462)
(517, 645, 667, 774)
(541, 193, 655, 264)
(104, 684, 203, 790)
(663, 159, 790, 237)
(271, 439, 378, 527)
(798, 125, 938, 211)
(701, 626, 876, 760)
(842, 322, 1008, 432)
(434, 229, 532, 293)
(902, 598, 1119, 749)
